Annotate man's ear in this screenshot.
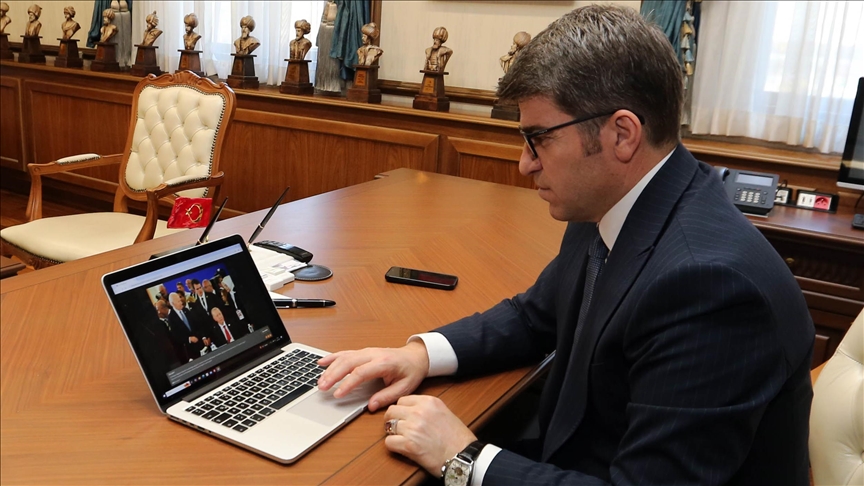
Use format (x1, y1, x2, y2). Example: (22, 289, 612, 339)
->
(610, 111, 642, 163)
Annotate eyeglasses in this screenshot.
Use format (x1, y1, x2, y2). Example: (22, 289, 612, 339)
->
(519, 110, 645, 159)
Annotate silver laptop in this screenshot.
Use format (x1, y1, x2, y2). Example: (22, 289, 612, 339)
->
(102, 234, 380, 463)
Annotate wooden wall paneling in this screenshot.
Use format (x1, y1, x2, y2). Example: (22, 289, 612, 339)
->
(24, 81, 132, 184)
(0, 76, 24, 171)
(221, 109, 439, 212)
(444, 137, 534, 188)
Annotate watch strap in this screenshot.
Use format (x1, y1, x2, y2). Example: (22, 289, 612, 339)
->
(458, 440, 486, 462)
(441, 440, 486, 481)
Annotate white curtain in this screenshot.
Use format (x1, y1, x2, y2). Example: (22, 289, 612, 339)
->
(691, 1, 864, 153)
(132, 1, 324, 86)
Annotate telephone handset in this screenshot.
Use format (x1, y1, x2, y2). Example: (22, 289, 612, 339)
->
(715, 166, 780, 216)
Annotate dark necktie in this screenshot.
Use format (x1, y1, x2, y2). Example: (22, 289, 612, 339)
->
(575, 230, 608, 343)
(543, 229, 608, 459)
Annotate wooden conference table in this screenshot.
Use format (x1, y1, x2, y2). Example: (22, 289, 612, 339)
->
(0, 169, 566, 485)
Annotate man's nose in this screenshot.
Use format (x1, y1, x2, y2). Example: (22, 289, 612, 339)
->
(518, 145, 541, 176)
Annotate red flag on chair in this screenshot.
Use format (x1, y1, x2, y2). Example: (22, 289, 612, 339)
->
(167, 197, 213, 229)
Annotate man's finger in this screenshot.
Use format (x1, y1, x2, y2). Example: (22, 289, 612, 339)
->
(317, 351, 374, 390)
(330, 359, 394, 398)
(369, 381, 418, 412)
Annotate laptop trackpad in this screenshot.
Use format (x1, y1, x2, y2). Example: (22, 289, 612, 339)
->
(287, 381, 380, 427)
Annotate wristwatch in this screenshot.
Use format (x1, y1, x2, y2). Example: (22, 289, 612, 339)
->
(441, 440, 486, 486)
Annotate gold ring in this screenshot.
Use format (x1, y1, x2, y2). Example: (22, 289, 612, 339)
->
(384, 419, 399, 436)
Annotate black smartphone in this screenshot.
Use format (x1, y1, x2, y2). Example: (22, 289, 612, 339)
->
(385, 266, 458, 290)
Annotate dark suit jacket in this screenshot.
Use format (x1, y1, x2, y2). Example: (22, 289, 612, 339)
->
(437, 145, 814, 485)
(167, 308, 206, 361)
(208, 319, 249, 347)
(188, 291, 219, 320)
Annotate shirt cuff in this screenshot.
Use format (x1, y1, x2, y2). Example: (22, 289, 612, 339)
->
(407, 332, 458, 377)
(472, 444, 502, 486)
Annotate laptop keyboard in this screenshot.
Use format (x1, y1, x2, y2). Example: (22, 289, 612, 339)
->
(184, 349, 324, 433)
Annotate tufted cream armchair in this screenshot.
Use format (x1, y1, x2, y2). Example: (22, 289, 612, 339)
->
(1, 71, 236, 269)
(809, 309, 863, 486)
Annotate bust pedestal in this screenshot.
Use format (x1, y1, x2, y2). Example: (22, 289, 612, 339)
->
(279, 59, 313, 95)
(176, 49, 204, 77)
(413, 70, 450, 112)
(347, 64, 381, 104)
(54, 38, 84, 68)
(18, 35, 46, 64)
(491, 98, 521, 121)
(227, 54, 258, 90)
(91, 41, 121, 72)
(130, 44, 162, 77)
(0, 33, 13, 60)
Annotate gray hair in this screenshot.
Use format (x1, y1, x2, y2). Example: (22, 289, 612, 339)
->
(498, 5, 683, 150)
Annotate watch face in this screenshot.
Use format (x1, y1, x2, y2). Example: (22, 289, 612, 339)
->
(444, 458, 471, 486)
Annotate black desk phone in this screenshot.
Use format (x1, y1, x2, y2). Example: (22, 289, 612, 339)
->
(715, 167, 780, 216)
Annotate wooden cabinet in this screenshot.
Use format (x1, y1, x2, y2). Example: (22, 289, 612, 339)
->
(749, 206, 863, 367)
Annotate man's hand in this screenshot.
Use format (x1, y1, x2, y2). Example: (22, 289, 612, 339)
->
(317, 341, 429, 412)
(384, 395, 477, 476)
(189, 336, 199, 343)
(203, 337, 212, 347)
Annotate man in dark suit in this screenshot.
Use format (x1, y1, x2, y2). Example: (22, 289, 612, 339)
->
(167, 292, 208, 361)
(317, 5, 813, 486)
(140, 300, 185, 377)
(206, 306, 248, 348)
(188, 279, 219, 322)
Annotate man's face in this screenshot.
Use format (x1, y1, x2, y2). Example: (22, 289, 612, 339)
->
(155, 303, 169, 318)
(169, 294, 184, 311)
(211, 307, 225, 324)
(241, 25, 249, 38)
(176, 283, 184, 292)
(203, 280, 214, 293)
(295, 27, 302, 39)
(432, 38, 441, 49)
(194, 283, 204, 296)
(186, 24, 192, 33)
(28, 12, 35, 22)
(517, 96, 617, 223)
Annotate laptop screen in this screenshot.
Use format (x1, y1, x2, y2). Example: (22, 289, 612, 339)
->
(102, 235, 291, 411)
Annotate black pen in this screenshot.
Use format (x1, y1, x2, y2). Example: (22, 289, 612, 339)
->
(273, 298, 336, 308)
(248, 186, 291, 245)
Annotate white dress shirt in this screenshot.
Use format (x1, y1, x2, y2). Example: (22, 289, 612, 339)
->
(408, 149, 673, 485)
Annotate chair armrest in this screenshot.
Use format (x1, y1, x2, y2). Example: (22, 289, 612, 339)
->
(135, 172, 225, 243)
(26, 154, 125, 221)
(29, 154, 124, 175)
